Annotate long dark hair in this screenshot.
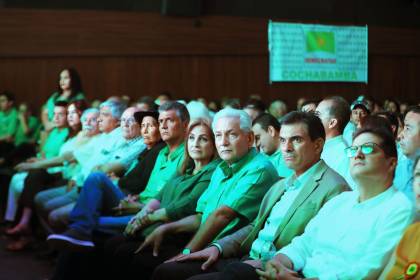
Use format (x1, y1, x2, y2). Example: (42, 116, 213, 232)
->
(179, 119, 217, 175)
(68, 99, 88, 138)
(58, 67, 83, 96)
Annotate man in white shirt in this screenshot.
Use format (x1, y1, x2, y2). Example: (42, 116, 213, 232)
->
(315, 96, 356, 189)
(252, 113, 293, 178)
(394, 105, 420, 203)
(257, 126, 413, 280)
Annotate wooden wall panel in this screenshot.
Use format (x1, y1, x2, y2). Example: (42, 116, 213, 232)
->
(0, 9, 419, 113)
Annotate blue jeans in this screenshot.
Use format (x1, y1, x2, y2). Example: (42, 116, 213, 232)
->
(69, 172, 126, 235)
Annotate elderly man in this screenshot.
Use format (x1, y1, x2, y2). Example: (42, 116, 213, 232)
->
(35, 101, 145, 229)
(257, 126, 413, 280)
(151, 111, 349, 280)
(394, 105, 420, 203)
(48, 101, 188, 250)
(252, 113, 292, 178)
(108, 108, 278, 280)
(315, 96, 356, 189)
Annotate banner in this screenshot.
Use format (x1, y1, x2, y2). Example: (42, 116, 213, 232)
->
(268, 22, 368, 83)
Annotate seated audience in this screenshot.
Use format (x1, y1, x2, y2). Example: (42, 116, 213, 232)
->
(343, 97, 371, 145)
(257, 126, 413, 280)
(0, 90, 19, 157)
(105, 107, 278, 280)
(152, 111, 349, 280)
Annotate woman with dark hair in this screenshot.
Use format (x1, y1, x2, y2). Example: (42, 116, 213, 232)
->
(42, 68, 85, 134)
(4, 101, 92, 251)
(101, 119, 220, 280)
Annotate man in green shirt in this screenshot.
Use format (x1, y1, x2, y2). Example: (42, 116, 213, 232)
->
(252, 113, 293, 178)
(0, 91, 19, 157)
(128, 108, 278, 279)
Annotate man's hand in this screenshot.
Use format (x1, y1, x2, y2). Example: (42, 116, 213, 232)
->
(165, 246, 220, 271)
(256, 259, 301, 280)
(134, 225, 168, 256)
(113, 195, 143, 216)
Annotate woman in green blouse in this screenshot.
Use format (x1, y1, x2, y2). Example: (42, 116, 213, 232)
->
(41, 68, 85, 134)
(123, 118, 220, 237)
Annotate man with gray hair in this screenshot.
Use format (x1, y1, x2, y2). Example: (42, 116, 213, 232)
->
(119, 107, 278, 279)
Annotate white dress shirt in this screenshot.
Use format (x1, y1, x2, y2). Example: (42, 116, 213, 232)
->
(279, 187, 413, 280)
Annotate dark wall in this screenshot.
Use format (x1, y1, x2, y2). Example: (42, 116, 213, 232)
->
(3, 0, 420, 28)
(0, 9, 419, 113)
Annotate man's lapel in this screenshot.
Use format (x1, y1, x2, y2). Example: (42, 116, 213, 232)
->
(273, 161, 327, 240)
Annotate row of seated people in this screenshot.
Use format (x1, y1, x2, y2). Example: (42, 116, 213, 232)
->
(0, 95, 419, 280)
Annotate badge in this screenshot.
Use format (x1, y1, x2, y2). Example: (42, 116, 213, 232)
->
(404, 262, 419, 279)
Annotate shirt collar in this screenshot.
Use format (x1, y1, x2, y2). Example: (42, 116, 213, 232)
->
(219, 148, 258, 178)
(285, 160, 322, 191)
(163, 142, 185, 161)
(352, 185, 397, 209)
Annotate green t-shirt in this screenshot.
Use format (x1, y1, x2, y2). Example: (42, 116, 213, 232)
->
(138, 143, 185, 204)
(44, 91, 85, 120)
(14, 116, 41, 146)
(141, 158, 221, 237)
(0, 108, 18, 139)
(196, 148, 279, 241)
(40, 127, 69, 159)
(266, 149, 294, 179)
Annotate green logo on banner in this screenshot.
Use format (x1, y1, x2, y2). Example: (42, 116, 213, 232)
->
(306, 31, 335, 54)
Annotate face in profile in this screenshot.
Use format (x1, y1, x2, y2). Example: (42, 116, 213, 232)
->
(280, 123, 323, 176)
(187, 124, 215, 162)
(399, 112, 420, 157)
(141, 116, 160, 147)
(98, 106, 119, 133)
(67, 104, 81, 128)
(59, 70, 71, 91)
(120, 108, 141, 140)
(158, 110, 185, 144)
(82, 112, 100, 136)
(53, 106, 68, 128)
(252, 123, 277, 155)
(214, 117, 252, 165)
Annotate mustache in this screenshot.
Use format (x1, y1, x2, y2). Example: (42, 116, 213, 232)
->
(83, 124, 95, 131)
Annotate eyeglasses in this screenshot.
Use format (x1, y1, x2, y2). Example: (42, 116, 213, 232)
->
(345, 142, 382, 158)
(121, 118, 136, 125)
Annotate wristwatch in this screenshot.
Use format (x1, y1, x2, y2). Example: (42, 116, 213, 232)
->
(182, 248, 191, 255)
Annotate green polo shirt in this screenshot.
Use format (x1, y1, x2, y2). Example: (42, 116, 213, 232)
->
(138, 143, 185, 204)
(40, 127, 69, 159)
(0, 108, 18, 139)
(196, 148, 279, 241)
(266, 149, 293, 179)
(14, 116, 41, 146)
(141, 158, 221, 237)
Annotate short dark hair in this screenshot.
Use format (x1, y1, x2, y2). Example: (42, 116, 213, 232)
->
(353, 126, 397, 158)
(0, 90, 15, 103)
(54, 100, 69, 108)
(243, 98, 266, 113)
(301, 100, 318, 109)
(159, 101, 190, 123)
(281, 111, 326, 141)
(324, 96, 350, 134)
(361, 115, 394, 139)
(252, 113, 280, 131)
(374, 111, 399, 138)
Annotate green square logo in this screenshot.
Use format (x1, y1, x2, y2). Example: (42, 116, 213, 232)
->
(306, 31, 335, 54)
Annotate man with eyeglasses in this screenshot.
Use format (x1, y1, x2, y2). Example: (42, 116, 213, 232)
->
(257, 126, 413, 280)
